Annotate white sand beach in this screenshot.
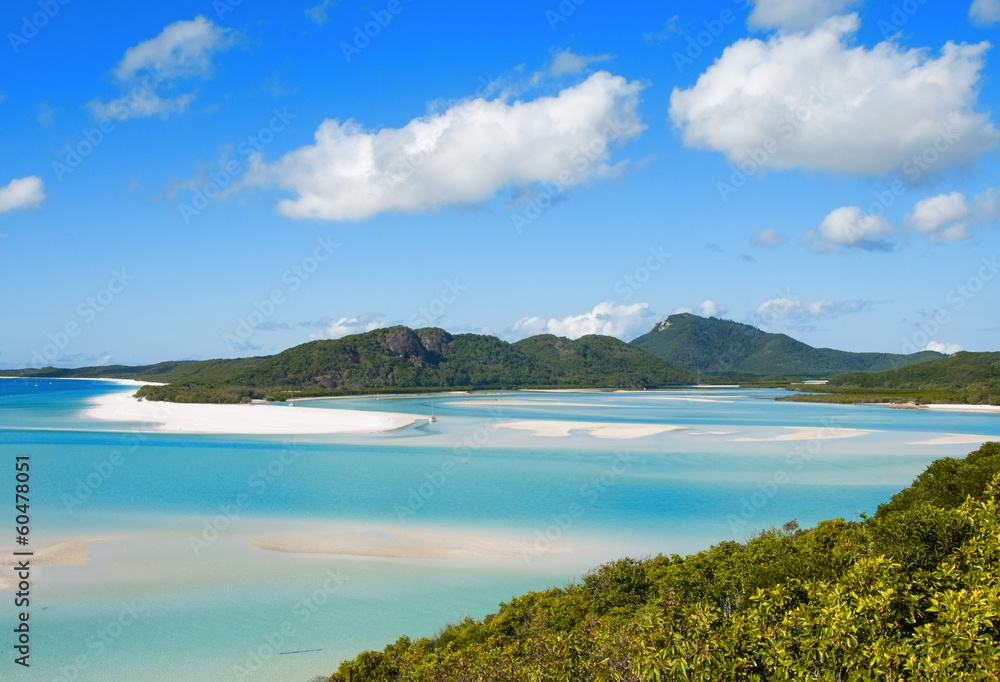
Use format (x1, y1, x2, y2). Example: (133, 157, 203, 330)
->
(491, 419, 688, 438)
(83, 389, 424, 434)
(248, 527, 563, 561)
(924, 404, 1000, 414)
(728, 427, 872, 442)
(906, 434, 997, 445)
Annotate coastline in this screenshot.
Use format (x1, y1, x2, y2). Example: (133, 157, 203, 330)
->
(0, 376, 165, 386)
(923, 404, 1000, 414)
(82, 389, 425, 435)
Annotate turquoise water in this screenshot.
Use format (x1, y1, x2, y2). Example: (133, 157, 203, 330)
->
(1, 380, 998, 680)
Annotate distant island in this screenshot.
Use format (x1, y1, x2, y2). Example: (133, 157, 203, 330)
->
(780, 350, 1000, 406)
(4, 316, 996, 406)
(1, 326, 697, 403)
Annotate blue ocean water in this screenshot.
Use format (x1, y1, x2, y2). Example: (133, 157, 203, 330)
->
(1, 379, 998, 680)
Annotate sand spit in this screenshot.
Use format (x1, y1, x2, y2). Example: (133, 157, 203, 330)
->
(83, 389, 423, 435)
(0, 536, 127, 569)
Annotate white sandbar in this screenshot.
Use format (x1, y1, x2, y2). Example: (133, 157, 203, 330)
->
(491, 419, 688, 439)
(728, 427, 872, 442)
(248, 527, 563, 561)
(906, 434, 996, 445)
(82, 389, 423, 434)
(0, 536, 127, 569)
(923, 404, 1000, 414)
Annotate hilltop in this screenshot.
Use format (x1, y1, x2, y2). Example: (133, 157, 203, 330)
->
(630, 313, 941, 377)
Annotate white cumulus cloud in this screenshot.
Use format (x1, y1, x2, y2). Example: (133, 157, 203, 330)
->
(905, 188, 999, 243)
(549, 49, 613, 76)
(925, 341, 962, 354)
(241, 71, 645, 221)
(970, 0, 1000, 26)
(801, 205, 894, 253)
(669, 14, 997, 176)
(750, 227, 788, 247)
(0, 176, 45, 213)
(89, 16, 231, 121)
(114, 15, 230, 81)
(88, 90, 196, 122)
(748, 0, 863, 31)
(308, 314, 386, 340)
(699, 300, 728, 317)
(756, 297, 870, 321)
(510, 302, 653, 341)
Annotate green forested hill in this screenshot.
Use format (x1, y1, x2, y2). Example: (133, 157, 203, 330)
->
(631, 313, 941, 376)
(328, 441, 1000, 681)
(779, 351, 1000, 405)
(827, 351, 1000, 392)
(3, 326, 697, 402)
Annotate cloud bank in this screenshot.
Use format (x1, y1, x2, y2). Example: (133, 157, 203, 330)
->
(242, 71, 645, 221)
(670, 14, 997, 176)
(510, 301, 653, 341)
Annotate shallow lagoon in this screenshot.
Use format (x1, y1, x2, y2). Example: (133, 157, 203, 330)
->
(1, 379, 998, 680)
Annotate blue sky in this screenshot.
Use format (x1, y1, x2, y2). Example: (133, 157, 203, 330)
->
(1, 0, 999, 367)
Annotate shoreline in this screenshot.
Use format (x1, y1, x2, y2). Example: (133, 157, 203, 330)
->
(0, 376, 166, 387)
(923, 404, 1000, 414)
(81, 389, 426, 435)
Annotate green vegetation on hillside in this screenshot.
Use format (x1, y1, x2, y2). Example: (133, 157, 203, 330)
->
(781, 351, 1000, 405)
(5, 327, 697, 403)
(326, 442, 1000, 681)
(0, 357, 268, 383)
(631, 313, 941, 377)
